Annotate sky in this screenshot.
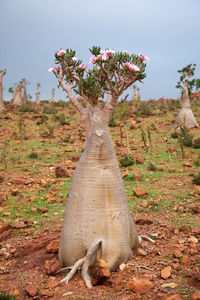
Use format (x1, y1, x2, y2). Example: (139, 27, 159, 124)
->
(0, 0, 200, 102)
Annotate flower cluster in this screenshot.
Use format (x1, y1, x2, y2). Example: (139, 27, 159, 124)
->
(138, 54, 149, 62)
(125, 62, 140, 72)
(89, 48, 115, 64)
(48, 66, 60, 73)
(57, 49, 66, 57)
(72, 56, 78, 62)
(76, 63, 88, 70)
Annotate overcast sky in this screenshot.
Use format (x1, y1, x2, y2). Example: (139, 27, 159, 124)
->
(0, 0, 199, 101)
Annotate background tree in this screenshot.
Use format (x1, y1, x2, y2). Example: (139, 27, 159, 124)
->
(132, 85, 137, 101)
(51, 88, 56, 103)
(49, 46, 148, 287)
(12, 82, 23, 106)
(175, 64, 199, 129)
(8, 87, 14, 98)
(35, 83, 41, 105)
(20, 78, 30, 104)
(0, 69, 6, 110)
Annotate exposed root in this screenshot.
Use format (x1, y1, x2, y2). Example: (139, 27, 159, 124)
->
(138, 234, 155, 244)
(60, 257, 84, 283)
(60, 239, 102, 288)
(81, 239, 102, 288)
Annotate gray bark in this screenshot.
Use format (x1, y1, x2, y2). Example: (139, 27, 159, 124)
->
(59, 106, 139, 271)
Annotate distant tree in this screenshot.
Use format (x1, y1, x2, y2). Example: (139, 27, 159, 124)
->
(51, 88, 56, 103)
(35, 83, 41, 105)
(175, 64, 199, 129)
(132, 85, 137, 101)
(28, 94, 32, 100)
(49, 46, 148, 287)
(20, 78, 30, 104)
(0, 69, 6, 110)
(12, 83, 23, 106)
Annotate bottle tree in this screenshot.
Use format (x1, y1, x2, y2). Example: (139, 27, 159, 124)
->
(0, 69, 6, 111)
(35, 83, 41, 105)
(12, 82, 23, 106)
(51, 88, 56, 103)
(175, 64, 199, 129)
(49, 47, 148, 287)
(20, 78, 30, 104)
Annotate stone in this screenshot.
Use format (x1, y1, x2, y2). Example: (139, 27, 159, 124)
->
(11, 220, 27, 229)
(25, 284, 39, 297)
(161, 282, 178, 289)
(161, 266, 172, 279)
(89, 259, 111, 286)
(0, 174, 4, 183)
(55, 166, 70, 178)
(136, 158, 144, 164)
(39, 290, 54, 297)
(165, 294, 183, 300)
(173, 250, 183, 258)
(133, 189, 148, 198)
(44, 257, 61, 275)
(189, 204, 200, 214)
(11, 188, 19, 196)
(0, 222, 10, 234)
(37, 207, 48, 213)
(138, 248, 147, 256)
(191, 290, 200, 300)
(46, 239, 59, 253)
(128, 277, 154, 293)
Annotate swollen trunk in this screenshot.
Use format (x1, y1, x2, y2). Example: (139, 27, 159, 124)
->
(59, 110, 138, 271)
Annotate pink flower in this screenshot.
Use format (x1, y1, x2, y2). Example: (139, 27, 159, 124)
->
(123, 50, 128, 53)
(101, 53, 108, 61)
(89, 56, 97, 64)
(72, 56, 78, 62)
(48, 68, 55, 72)
(57, 49, 66, 57)
(138, 54, 149, 62)
(54, 66, 60, 72)
(77, 64, 87, 70)
(125, 62, 139, 72)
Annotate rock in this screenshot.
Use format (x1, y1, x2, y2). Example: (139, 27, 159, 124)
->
(119, 263, 126, 271)
(132, 172, 142, 181)
(189, 204, 200, 214)
(10, 289, 20, 297)
(192, 290, 200, 300)
(173, 250, 183, 258)
(11, 188, 19, 196)
(39, 290, 54, 297)
(133, 189, 148, 198)
(37, 207, 48, 213)
(188, 236, 198, 244)
(161, 282, 178, 289)
(0, 174, 4, 183)
(128, 277, 154, 293)
(136, 158, 144, 164)
(25, 284, 39, 297)
(46, 239, 59, 253)
(89, 259, 111, 286)
(165, 294, 183, 300)
(0, 222, 10, 234)
(135, 217, 153, 225)
(0, 229, 12, 242)
(11, 220, 27, 229)
(44, 257, 61, 275)
(181, 256, 191, 266)
(138, 248, 147, 256)
(55, 166, 70, 178)
(161, 266, 172, 279)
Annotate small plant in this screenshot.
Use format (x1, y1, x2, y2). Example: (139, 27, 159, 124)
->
(0, 139, 11, 169)
(192, 172, 200, 185)
(139, 127, 149, 153)
(119, 155, 135, 167)
(0, 293, 16, 300)
(194, 159, 200, 166)
(43, 105, 58, 114)
(182, 135, 193, 147)
(147, 162, 157, 171)
(171, 132, 180, 139)
(193, 138, 200, 149)
(109, 116, 117, 127)
(28, 152, 39, 159)
(55, 113, 70, 125)
(36, 114, 48, 125)
(19, 103, 36, 112)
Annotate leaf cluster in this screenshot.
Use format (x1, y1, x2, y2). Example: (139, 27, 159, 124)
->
(54, 46, 147, 104)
